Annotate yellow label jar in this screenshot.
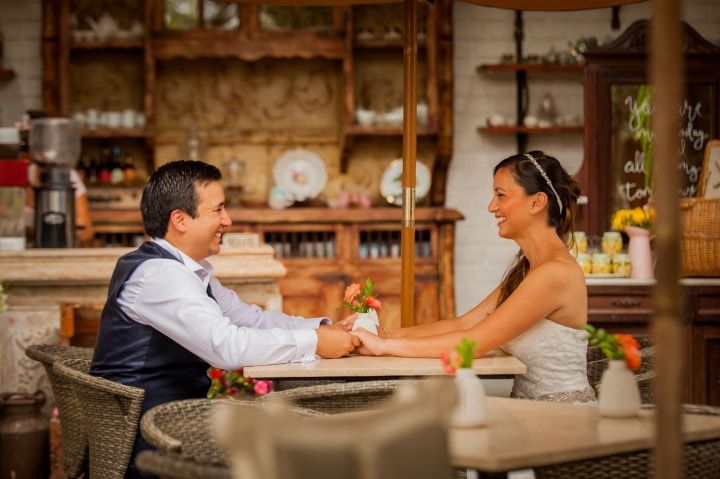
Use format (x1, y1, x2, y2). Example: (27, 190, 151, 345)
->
(591, 253, 612, 274)
(601, 231, 623, 256)
(574, 231, 587, 254)
(576, 253, 591, 274)
(612, 253, 632, 277)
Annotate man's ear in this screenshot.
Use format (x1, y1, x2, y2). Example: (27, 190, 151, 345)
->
(168, 209, 188, 233)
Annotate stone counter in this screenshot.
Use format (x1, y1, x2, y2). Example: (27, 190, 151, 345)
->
(0, 246, 286, 399)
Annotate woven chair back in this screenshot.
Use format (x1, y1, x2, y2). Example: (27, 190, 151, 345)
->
(25, 344, 94, 478)
(53, 358, 144, 479)
(216, 379, 455, 479)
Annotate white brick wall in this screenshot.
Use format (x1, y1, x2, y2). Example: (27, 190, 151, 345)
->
(0, 0, 42, 127)
(449, 1, 720, 315)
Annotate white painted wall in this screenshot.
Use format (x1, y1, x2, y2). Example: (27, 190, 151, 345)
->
(448, 1, 720, 315)
(0, 0, 42, 127)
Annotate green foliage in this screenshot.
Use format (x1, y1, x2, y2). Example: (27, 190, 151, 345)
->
(455, 337, 476, 368)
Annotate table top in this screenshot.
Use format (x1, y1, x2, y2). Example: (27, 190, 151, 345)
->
(450, 397, 720, 471)
(244, 351, 526, 379)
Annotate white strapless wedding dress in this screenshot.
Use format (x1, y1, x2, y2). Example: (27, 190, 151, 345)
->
(501, 319, 596, 403)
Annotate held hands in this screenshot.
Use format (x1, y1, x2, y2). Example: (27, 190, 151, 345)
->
(350, 328, 386, 356)
(315, 326, 361, 358)
(330, 314, 357, 332)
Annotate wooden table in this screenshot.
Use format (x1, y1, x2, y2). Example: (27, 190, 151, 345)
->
(244, 351, 526, 380)
(450, 397, 720, 473)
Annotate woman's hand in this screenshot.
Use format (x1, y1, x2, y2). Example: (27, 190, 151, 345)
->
(350, 328, 386, 356)
(331, 314, 357, 332)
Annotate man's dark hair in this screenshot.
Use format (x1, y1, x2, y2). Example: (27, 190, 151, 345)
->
(141, 160, 222, 238)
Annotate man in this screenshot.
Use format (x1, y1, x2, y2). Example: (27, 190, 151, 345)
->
(91, 160, 357, 478)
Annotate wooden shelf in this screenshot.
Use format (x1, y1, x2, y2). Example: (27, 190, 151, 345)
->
(477, 125, 584, 135)
(353, 38, 427, 49)
(0, 68, 16, 80)
(346, 125, 436, 136)
(477, 63, 584, 74)
(71, 39, 144, 50)
(81, 128, 150, 138)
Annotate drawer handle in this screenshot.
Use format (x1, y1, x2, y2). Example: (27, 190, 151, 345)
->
(611, 298, 642, 308)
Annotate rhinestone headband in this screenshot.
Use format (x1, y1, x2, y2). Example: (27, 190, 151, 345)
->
(524, 153, 563, 214)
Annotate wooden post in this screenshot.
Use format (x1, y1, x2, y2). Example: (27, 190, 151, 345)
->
(650, 0, 684, 477)
(401, 0, 417, 328)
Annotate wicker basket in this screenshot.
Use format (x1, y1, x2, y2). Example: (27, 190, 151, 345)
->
(680, 198, 720, 277)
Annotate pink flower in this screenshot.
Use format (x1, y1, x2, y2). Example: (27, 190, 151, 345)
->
(448, 350, 463, 369)
(352, 299, 360, 307)
(344, 283, 361, 303)
(366, 297, 382, 310)
(439, 352, 457, 376)
(228, 386, 239, 397)
(254, 380, 272, 396)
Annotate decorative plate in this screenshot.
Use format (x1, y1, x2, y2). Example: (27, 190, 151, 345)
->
(379, 159, 431, 206)
(272, 148, 328, 202)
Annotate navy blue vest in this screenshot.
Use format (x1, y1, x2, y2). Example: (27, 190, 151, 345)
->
(91, 242, 211, 414)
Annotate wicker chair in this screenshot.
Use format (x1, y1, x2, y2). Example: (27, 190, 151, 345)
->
(257, 379, 412, 414)
(587, 336, 655, 404)
(533, 404, 720, 479)
(135, 450, 232, 479)
(216, 380, 455, 479)
(53, 358, 145, 479)
(25, 344, 94, 478)
(137, 398, 324, 478)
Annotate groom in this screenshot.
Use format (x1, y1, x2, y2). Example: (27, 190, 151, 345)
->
(91, 160, 358, 478)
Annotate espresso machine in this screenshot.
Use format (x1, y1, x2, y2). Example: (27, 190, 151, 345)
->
(30, 118, 80, 248)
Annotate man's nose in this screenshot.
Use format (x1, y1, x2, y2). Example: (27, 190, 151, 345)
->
(221, 209, 232, 227)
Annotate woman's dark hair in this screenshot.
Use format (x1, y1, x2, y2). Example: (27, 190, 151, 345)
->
(141, 160, 222, 238)
(495, 150, 580, 306)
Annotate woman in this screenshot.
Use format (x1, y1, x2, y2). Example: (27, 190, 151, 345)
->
(352, 151, 595, 402)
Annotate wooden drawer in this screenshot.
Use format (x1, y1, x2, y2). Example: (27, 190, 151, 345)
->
(588, 294, 654, 319)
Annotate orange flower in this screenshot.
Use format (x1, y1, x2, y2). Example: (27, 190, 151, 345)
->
(366, 296, 382, 310)
(344, 283, 361, 303)
(622, 342, 641, 370)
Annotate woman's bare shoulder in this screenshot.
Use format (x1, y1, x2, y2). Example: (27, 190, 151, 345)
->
(527, 255, 586, 292)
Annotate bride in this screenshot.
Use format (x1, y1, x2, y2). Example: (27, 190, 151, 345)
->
(352, 151, 595, 403)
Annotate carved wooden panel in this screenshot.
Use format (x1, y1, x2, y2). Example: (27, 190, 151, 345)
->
(69, 51, 144, 112)
(155, 58, 340, 133)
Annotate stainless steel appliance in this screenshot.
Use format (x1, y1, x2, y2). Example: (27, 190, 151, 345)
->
(29, 118, 80, 248)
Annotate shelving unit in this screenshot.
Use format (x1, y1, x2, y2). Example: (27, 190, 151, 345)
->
(476, 11, 585, 153)
(42, 1, 459, 326)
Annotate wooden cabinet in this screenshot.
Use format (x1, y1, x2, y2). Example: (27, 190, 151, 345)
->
(42, 1, 455, 208)
(588, 281, 720, 405)
(580, 20, 720, 235)
(90, 207, 464, 328)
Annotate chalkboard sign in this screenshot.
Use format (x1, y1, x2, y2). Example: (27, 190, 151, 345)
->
(609, 83, 712, 212)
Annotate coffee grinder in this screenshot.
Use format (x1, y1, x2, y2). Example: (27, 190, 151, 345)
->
(30, 118, 80, 248)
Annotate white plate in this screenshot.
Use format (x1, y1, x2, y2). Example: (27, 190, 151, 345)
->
(379, 159, 431, 206)
(273, 148, 328, 202)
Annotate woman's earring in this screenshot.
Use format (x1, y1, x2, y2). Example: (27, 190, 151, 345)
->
(529, 208, 534, 214)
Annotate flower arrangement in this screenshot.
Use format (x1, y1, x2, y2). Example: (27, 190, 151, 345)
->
(440, 337, 477, 375)
(0, 283, 7, 313)
(585, 324, 641, 370)
(611, 206, 656, 231)
(343, 278, 382, 313)
(206, 367, 274, 399)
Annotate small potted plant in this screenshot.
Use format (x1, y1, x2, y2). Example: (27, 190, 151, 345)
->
(206, 367, 273, 400)
(586, 324, 642, 417)
(441, 337, 487, 428)
(343, 278, 382, 335)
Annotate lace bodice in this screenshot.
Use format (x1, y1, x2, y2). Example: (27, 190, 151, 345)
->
(501, 319, 595, 403)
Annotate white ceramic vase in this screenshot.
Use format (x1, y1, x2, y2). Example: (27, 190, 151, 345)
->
(351, 308, 379, 335)
(450, 368, 487, 428)
(598, 360, 641, 418)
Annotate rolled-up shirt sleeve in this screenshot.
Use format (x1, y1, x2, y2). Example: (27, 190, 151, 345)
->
(119, 260, 319, 369)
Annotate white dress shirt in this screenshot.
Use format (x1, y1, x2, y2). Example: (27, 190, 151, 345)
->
(117, 238, 327, 369)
